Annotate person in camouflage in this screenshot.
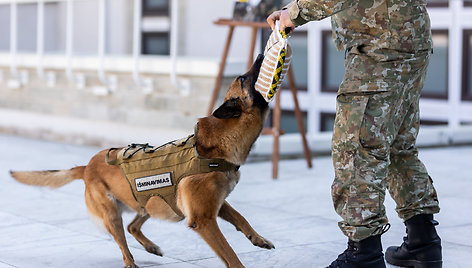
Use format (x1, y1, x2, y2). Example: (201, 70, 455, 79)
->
(267, 1, 442, 267)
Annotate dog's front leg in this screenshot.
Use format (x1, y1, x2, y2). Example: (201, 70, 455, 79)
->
(188, 216, 244, 268)
(218, 201, 275, 249)
(179, 173, 245, 268)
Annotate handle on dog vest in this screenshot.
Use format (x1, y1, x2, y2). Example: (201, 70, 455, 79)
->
(106, 148, 121, 165)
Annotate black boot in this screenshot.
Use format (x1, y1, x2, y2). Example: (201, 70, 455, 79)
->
(385, 214, 442, 268)
(327, 235, 386, 268)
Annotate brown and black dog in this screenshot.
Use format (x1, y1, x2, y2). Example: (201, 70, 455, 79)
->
(10, 55, 274, 268)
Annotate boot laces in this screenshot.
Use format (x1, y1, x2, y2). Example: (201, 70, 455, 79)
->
(332, 240, 359, 265)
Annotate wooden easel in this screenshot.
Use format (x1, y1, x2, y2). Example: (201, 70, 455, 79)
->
(207, 19, 312, 179)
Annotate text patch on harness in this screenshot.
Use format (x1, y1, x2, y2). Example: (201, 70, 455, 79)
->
(135, 172, 172, 192)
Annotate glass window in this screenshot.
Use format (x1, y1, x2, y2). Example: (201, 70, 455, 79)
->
(0, 3, 63, 53)
(142, 32, 169, 55)
(17, 4, 37, 52)
(266, 110, 307, 134)
(44, 2, 64, 53)
(422, 31, 448, 99)
(321, 30, 344, 92)
(465, 0, 472, 7)
(420, 120, 447, 126)
(427, 0, 448, 7)
(0, 5, 10, 51)
(462, 30, 472, 101)
(320, 112, 335, 132)
(142, 0, 169, 16)
(282, 31, 308, 91)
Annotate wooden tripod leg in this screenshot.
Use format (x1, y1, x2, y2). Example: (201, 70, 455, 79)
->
(287, 66, 312, 168)
(272, 92, 281, 179)
(207, 26, 235, 116)
(247, 26, 258, 70)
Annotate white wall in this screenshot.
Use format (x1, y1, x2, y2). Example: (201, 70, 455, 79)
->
(181, 0, 253, 63)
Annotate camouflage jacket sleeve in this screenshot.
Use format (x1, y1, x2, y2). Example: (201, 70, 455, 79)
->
(284, 0, 357, 26)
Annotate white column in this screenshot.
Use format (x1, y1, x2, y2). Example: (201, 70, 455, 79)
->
(307, 22, 323, 135)
(448, 0, 462, 134)
(132, 0, 142, 85)
(98, 0, 107, 84)
(65, 0, 74, 80)
(10, 0, 17, 77)
(36, 0, 44, 78)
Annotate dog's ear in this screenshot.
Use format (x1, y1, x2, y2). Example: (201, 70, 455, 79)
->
(212, 98, 242, 119)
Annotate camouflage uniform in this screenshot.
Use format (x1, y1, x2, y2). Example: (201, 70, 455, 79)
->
(286, 0, 440, 241)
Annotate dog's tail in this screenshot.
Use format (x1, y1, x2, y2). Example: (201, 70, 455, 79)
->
(10, 166, 85, 189)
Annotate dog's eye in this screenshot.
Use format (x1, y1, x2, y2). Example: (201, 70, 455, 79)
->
(239, 76, 246, 83)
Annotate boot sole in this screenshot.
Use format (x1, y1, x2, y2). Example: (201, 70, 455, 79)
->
(386, 258, 442, 268)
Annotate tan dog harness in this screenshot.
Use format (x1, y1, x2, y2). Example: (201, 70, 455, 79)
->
(106, 134, 239, 218)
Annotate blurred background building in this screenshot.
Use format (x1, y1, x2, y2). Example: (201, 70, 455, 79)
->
(0, 0, 470, 154)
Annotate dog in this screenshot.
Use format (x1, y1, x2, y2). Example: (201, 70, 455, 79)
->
(10, 54, 274, 268)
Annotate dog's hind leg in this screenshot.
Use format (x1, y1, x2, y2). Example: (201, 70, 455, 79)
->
(127, 214, 163, 256)
(85, 185, 138, 268)
(218, 201, 275, 249)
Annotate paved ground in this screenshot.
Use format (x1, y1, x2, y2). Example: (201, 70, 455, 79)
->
(0, 133, 470, 268)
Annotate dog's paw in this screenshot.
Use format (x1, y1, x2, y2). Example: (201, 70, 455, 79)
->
(248, 234, 275, 249)
(124, 264, 139, 268)
(145, 244, 163, 256)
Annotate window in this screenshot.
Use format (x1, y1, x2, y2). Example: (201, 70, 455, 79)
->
(465, 0, 472, 7)
(266, 110, 308, 134)
(462, 30, 472, 101)
(142, 0, 169, 16)
(281, 110, 307, 134)
(422, 30, 448, 99)
(420, 120, 447, 126)
(321, 30, 448, 98)
(142, 32, 169, 55)
(321, 30, 344, 92)
(282, 31, 308, 91)
(0, 5, 10, 51)
(141, 0, 170, 55)
(427, 0, 448, 8)
(320, 112, 336, 132)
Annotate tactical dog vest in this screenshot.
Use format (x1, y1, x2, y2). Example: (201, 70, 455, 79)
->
(106, 134, 239, 218)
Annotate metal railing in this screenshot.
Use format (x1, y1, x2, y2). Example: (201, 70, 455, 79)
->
(0, 0, 183, 93)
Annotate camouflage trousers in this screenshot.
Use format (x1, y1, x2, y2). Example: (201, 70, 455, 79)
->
(331, 46, 440, 242)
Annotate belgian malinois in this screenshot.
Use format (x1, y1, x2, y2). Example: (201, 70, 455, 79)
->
(10, 55, 274, 268)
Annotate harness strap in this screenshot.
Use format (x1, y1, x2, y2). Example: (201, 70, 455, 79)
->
(199, 158, 240, 173)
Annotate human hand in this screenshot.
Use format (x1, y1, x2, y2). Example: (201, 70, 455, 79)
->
(267, 9, 295, 34)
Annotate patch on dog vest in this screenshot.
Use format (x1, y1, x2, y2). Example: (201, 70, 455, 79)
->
(106, 134, 239, 218)
(135, 172, 172, 192)
(255, 21, 292, 102)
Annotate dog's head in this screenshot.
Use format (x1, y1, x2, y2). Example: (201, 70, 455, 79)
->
(212, 54, 268, 120)
(196, 55, 269, 164)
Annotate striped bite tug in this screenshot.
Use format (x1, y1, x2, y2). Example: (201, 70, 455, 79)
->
(255, 21, 292, 102)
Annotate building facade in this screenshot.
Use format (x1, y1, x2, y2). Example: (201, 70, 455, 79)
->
(0, 0, 470, 150)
